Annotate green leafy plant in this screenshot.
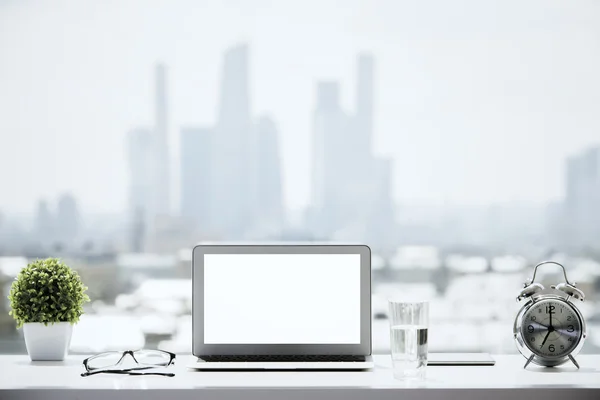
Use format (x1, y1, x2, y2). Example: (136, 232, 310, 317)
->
(8, 258, 90, 328)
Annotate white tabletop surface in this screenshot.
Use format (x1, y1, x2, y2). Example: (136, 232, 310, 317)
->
(0, 354, 599, 400)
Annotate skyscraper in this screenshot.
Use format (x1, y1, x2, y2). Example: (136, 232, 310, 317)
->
(177, 45, 284, 239)
(254, 115, 284, 233)
(125, 65, 171, 250)
(564, 146, 600, 246)
(217, 44, 250, 125)
(211, 44, 256, 238)
(356, 53, 374, 157)
(154, 63, 170, 216)
(180, 127, 213, 231)
(311, 81, 351, 235)
(353, 53, 377, 211)
(56, 193, 80, 244)
(309, 54, 393, 243)
(34, 199, 54, 242)
(127, 127, 154, 250)
(131, 207, 145, 253)
(366, 158, 396, 251)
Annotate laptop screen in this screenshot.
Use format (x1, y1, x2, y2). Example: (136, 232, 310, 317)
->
(203, 253, 361, 344)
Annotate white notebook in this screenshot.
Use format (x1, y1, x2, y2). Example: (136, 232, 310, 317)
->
(427, 353, 495, 366)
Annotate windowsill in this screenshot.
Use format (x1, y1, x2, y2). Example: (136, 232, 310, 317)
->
(0, 354, 598, 399)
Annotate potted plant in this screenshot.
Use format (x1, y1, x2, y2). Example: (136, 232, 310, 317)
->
(8, 258, 90, 361)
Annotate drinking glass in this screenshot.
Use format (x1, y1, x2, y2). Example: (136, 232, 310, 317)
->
(388, 300, 429, 380)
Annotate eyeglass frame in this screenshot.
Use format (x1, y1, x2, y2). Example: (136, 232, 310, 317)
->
(82, 350, 176, 376)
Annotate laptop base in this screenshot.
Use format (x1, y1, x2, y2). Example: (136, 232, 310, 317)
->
(187, 355, 374, 370)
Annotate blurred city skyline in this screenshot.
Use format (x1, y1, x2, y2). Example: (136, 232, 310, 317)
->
(2, 0, 600, 215)
(1, 40, 598, 254)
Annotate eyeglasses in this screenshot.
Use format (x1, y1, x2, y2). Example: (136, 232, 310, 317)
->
(81, 350, 176, 377)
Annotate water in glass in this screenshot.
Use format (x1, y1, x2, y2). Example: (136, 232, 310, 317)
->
(390, 324, 428, 379)
(388, 300, 429, 380)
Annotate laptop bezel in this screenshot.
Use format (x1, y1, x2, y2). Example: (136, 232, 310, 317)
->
(192, 244, 371, 356)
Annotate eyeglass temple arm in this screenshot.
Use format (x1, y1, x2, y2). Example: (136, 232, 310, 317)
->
(127, 371, 175, 377)
(81, 366, 158, 377)
(82, 369, 175, 377)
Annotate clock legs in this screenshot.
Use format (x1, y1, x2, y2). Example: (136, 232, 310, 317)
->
(523, 354, 535, 369)
(524, 354, 581, 369)
(568, 354, 580, 369)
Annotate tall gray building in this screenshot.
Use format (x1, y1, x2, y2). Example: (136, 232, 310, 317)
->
(563, 146, 600, 247)
(311, 81, 353, 235)
(56, 193, 80, 244)
(34, 199, 54, 243)
(353, 53, 378, 217)
(356, 53, 374, 161)
(125, 65, 171, 250)
(217, 45, 250, 125)
(180, 127, 213, 231)
(211, 44, 257, 238)
(127, 127, 154, 250)
(254, 115, 284, 234)
(366, 158, 396, 251)
(154, 63, 170, 216)
(178, 44, 284, 239)
(310, 54, 393, 241)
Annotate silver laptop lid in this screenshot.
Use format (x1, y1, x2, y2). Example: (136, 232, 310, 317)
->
(192, 244, 371, 356)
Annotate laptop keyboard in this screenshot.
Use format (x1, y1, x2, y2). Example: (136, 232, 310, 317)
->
(199, 355, 367, 363)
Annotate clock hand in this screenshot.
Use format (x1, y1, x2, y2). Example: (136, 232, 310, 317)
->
(530, 321, 548, 330)
(549, 309, 553, 329)
(540, 330, 551, 347)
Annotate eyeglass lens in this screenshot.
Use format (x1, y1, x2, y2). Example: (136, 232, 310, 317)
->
(86, 350, 172, 370)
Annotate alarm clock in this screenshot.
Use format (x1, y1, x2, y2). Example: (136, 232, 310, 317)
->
(513, 261, 586, 369)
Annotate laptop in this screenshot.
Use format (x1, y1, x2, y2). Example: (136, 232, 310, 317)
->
(187, 244, 374, 370)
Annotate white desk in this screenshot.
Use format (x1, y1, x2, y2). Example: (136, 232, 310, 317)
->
(0, 355, 599, 400)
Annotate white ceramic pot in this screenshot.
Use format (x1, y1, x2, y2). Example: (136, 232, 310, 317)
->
(22, 322, 73, 361)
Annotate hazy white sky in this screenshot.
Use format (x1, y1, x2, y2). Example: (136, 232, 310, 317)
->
(1, 0, 599, 214)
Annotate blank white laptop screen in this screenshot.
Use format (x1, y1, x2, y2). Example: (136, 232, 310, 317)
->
(203, 253, 361, 344)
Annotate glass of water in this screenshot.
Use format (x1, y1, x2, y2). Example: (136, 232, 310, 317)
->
(388, 300, 429, 380)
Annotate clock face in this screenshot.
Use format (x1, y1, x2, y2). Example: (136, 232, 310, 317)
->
(521, 299, 582, 358)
